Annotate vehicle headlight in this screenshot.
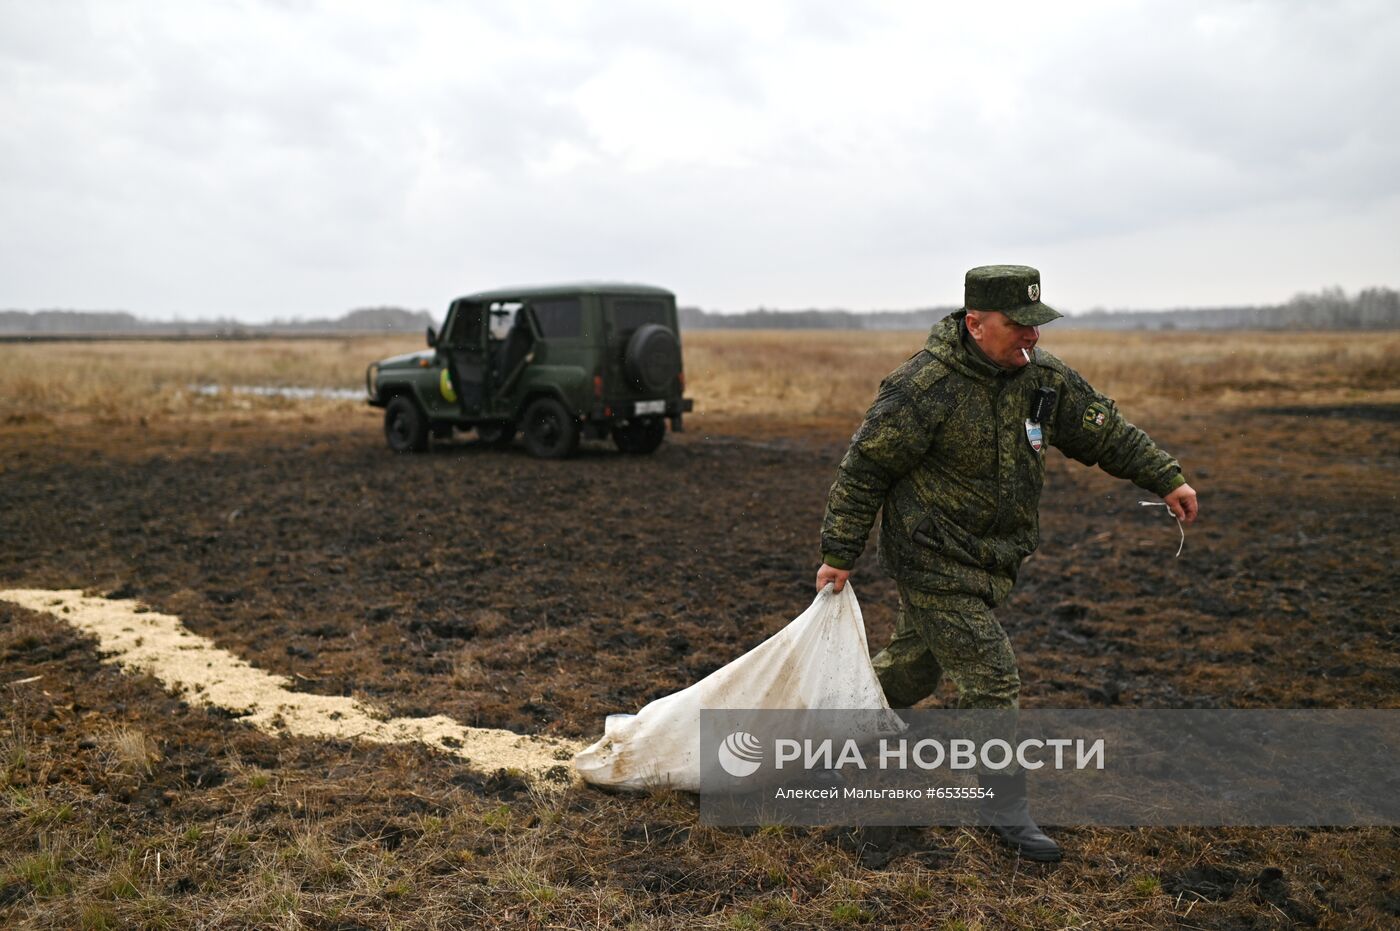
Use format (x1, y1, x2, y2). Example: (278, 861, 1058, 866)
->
(366, 364, 379, 399)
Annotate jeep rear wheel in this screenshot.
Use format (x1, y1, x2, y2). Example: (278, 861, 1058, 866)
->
(612, 418, 666, 455)
(522, 398, 579, 459)
(385, 396, 429, 453)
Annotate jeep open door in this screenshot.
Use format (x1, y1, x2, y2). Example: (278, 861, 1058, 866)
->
(486, 301, 539, 406)
(441, 300, 486, 415)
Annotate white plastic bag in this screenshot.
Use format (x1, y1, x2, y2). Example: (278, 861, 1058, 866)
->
(574, 583, 894, 791)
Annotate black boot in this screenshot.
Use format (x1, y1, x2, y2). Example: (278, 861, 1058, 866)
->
(977, 770, 1062, 862)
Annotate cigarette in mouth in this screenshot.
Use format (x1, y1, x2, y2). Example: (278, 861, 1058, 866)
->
(1021, 348, 1031, 363)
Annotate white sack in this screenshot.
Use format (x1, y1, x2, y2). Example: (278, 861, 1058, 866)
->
(574, 583, 895, 792)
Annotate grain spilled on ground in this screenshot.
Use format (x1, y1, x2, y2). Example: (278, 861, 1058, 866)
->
(0, 589, 581, 778)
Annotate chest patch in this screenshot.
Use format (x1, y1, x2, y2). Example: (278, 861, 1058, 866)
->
(1024, 418, 1044, 453)
(1082, 401, 1109, 432)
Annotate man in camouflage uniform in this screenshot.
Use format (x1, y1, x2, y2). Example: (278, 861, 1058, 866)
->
(817, 265, 1198, 862)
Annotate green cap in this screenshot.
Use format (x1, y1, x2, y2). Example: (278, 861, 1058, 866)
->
(964, 265, 1063, 326)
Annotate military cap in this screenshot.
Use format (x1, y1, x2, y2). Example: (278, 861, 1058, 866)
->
(965, 265, 1063, 326)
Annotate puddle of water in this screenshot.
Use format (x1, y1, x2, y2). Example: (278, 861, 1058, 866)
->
(190, 384, 365, 401)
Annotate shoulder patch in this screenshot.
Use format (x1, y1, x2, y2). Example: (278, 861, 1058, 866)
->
(1082, 401, 1109, 431)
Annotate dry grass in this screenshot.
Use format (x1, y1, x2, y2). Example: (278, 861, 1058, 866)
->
(1036, 328, 1399, 412)
(684, 328, 1400, 424)
(99, 728, 160, 784)
(2, 329, 1394, 430)
(682, 330, 920, 419)
(10, 775, 1363, 931)
(0, 336, 417, 424)
(451, 647, 487, 689)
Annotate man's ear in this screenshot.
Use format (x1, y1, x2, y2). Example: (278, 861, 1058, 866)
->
(965, 310, 983, 339)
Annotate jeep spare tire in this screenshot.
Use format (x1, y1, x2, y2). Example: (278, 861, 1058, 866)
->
(522, 397, 580, 459)
(624, 324, 681, 393)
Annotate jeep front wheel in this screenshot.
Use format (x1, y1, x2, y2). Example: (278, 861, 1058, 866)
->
(521, 398, 579, 459)
(384, 396, 429, 453)
(612, 418, 665, 455)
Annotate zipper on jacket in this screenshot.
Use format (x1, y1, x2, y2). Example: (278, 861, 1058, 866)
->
(989, 379, 1008, 541)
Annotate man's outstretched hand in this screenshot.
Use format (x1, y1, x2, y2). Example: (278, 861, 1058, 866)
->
(1164, 483, 1199, 523)
(816, 563, 851, 592)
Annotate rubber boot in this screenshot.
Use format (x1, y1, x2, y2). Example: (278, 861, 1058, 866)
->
(977, 770, 1062, 862)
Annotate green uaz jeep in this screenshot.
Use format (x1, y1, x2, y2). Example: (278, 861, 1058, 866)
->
(366, 282, 693, 458)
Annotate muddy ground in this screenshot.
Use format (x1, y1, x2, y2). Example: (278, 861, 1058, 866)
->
(2, 402, 1398, 928)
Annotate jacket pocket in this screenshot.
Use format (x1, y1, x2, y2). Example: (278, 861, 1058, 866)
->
(911, 514, 942, 550)
(912, 513, 999, 572)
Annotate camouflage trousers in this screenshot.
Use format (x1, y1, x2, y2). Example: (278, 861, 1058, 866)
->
(871, 585, 1022, 775)
(872, 585, 1021, 711)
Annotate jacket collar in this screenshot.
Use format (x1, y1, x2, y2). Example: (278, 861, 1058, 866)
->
(925, 310, 1018, 381)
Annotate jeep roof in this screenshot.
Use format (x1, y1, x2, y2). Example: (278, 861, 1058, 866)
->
(455, 281, 674, 304)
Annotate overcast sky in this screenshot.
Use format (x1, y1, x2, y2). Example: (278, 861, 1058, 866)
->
(2, 0, 1397, 320)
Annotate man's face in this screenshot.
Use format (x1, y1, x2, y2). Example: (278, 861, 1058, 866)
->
(966, 310, 1040, 369)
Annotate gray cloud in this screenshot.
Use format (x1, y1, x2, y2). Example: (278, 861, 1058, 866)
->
(0, 0, 1396, 319)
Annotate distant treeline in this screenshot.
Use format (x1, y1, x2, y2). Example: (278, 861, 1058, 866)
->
(680, 286, 1400, 330)
(5, 287, 1396, 334)
(678, 306, 958, 331)
(0, 306, 434, 336)
(1059, 286, 1399, 330)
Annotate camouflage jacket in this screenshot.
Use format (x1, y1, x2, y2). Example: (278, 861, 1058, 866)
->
(821, 312, 1185, 605)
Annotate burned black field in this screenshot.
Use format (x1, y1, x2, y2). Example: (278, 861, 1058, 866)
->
(2, 397, 1398, 928)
